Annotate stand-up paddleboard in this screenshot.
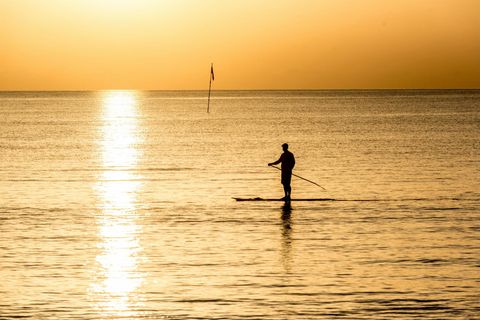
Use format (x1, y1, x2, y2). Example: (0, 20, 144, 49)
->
(233, 197, 335, 202)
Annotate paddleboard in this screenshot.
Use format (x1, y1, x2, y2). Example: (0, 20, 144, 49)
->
(233, 197, 335, 202)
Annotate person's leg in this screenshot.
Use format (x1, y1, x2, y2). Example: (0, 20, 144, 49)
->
(285, 172, 292, 199)
(286, 184, 291, 199)
(281, 171, 292, 200)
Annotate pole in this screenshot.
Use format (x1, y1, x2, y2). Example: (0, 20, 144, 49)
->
(207, 63, 213, 113)
(270, 165, 326, 190)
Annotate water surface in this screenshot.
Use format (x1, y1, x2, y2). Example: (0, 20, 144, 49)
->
(1, 90, 479, 319)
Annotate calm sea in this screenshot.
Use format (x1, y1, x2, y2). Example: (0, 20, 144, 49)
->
(0, 90, 479, 319)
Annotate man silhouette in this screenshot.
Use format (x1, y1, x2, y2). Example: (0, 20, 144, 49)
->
(268, 143, 295, 201)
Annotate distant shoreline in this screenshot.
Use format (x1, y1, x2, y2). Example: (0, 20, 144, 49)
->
(1, 88, 479, 93)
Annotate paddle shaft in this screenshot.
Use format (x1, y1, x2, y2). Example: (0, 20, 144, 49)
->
(270, 165, 326, 190)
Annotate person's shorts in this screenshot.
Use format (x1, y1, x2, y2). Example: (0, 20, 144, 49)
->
(281, 171, 292, 185)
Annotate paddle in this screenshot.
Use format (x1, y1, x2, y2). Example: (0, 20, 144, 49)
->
(270, 165, 326, 190)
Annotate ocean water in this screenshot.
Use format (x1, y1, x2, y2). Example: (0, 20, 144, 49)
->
(0, 90, 479, 319)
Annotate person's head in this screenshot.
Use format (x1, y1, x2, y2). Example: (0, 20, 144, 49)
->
(282, 143, 289, 151)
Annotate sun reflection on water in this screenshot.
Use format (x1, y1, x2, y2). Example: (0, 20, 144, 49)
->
(92, 91, 144, 317)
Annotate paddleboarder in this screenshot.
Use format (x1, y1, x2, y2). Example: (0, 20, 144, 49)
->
(268, 143, 295, 201)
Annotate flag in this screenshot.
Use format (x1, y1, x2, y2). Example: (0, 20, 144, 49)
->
(210, 64, 215, 81)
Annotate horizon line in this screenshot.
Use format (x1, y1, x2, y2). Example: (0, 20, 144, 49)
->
(1, 88, 479, 93)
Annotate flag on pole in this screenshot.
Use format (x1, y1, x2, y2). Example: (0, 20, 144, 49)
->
(207, 63, 214, 113)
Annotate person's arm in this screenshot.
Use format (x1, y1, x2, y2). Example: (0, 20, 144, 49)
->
(268, 155, 283, 166)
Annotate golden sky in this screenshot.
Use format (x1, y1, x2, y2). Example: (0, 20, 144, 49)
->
(1, 0, 479, 90)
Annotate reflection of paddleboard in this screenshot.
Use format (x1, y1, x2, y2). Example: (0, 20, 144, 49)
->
(233, 197, 335, 202)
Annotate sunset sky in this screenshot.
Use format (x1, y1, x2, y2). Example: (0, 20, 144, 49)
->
(1, 0, 479, 90)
